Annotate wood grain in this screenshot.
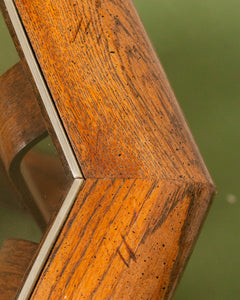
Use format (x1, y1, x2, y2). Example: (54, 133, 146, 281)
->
(31, 179, 215, 299)
(0, 61, 50, 228)
(14, 0, 212, 183)
(0, 62, 47, 175)
(0, 2, 74, 181)
(2, 0, 216, 298)
(0, 239, 38, 300)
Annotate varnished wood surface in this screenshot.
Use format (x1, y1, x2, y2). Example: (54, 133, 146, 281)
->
(31, 179, 215, 299)
(15, 0, 212, 183)
(0, 239, 38, 300)
(1, 0, 216, 299)
(0, 61, 50, 228)
(22, 149, 70, 219)
(0, 61, 47, 174)
(0, 2, 73, 181)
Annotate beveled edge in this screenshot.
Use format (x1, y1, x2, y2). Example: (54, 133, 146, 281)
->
(3, 0, 85, 299)
(4, 0, 82, 179)
(17, 178, 84, 300)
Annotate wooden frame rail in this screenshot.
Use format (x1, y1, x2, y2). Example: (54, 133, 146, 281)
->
(0, 0, 216, 299)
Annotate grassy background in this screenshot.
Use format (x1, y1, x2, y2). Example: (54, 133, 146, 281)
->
(1, 0, 240, 298)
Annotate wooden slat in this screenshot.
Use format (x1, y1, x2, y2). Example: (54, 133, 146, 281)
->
(0, 2, 76, 180)
(31, 179, 215, 299)
(0, 62, 47, 175)
(14, 0, 212, 183)
(0, 239, 38, 300)
(0, 61, 50, 228)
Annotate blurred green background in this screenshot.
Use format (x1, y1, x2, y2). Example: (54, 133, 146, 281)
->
(0, 0, 239, 299)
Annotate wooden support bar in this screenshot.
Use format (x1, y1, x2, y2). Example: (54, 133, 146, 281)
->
(0, 239, 38, 300)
